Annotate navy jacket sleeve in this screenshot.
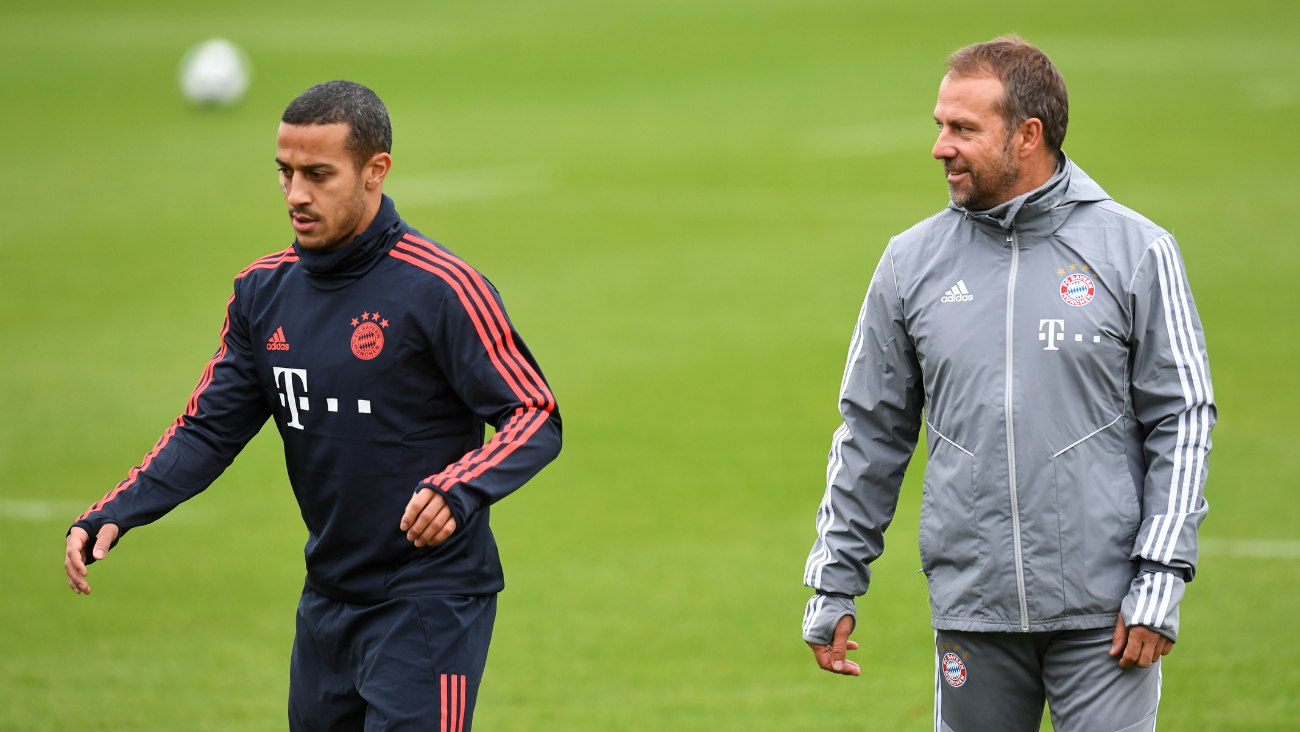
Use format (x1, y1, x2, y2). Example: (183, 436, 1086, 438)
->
(70, 278, 270, 556)
(417, 274, 561, 526)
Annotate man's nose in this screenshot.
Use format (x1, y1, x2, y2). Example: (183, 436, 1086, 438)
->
(932, 131, 954, 160)
(286, 179, 311, 207)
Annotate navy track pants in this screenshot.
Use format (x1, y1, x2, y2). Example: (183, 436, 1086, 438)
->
(289, 587, 496, 732)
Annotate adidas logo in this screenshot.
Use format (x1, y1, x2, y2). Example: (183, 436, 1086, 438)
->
(267, 327, 290, 351)
(940, 280, 973, 303)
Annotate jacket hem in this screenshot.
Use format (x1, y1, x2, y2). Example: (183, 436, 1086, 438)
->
(931, 612, 1118, 633)
(305, 577, 505, 605)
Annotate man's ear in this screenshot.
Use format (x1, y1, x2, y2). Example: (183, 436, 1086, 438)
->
(1017, 118, 1044, 159)
(364, 152, 393, 191)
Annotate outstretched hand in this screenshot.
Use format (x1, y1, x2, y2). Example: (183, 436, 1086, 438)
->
(400, 488, 458, 547)
(64, 523, 119, 595)
(1110, 615, 1173, 669)
(807, 614, 860, 676)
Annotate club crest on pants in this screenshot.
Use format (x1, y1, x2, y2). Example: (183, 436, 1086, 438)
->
(942, 652, 967, 687)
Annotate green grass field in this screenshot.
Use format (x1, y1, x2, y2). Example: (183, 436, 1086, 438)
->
(2, 1, 1298, 729)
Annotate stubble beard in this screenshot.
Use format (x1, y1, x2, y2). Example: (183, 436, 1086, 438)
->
(294, 179, 368, 252)
(947, 137, 1020, 211)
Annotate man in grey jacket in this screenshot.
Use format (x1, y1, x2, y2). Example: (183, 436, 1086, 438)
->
(802, 37, 1214, 732)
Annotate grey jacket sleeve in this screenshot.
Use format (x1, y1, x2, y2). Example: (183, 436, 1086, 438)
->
(1120, 234, 1215, 641)
(802, 244, 925, 645)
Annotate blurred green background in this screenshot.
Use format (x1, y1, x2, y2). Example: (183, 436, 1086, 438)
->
(2, 1, 1297, 730)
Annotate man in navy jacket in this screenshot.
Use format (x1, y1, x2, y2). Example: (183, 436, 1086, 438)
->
(64, 80, 561, 731)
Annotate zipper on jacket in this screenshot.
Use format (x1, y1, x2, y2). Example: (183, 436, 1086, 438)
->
(1005, 225, 1030, 632)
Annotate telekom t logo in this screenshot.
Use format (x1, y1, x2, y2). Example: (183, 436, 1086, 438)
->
(273, 367, 309, 429)
(1039, 320, 1065, 351)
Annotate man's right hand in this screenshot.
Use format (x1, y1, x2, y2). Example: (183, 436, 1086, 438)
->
(400, 489, 458, 547)
(807, 614, 860, 676)
(65, 524, 119, 595)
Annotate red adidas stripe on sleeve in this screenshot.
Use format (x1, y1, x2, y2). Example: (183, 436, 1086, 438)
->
(392, 239, 553, 488)
(388, 236, 555, 493)
(77, 249, 298, 522)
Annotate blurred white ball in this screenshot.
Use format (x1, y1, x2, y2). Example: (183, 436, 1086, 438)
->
(179, 39, 251, 106)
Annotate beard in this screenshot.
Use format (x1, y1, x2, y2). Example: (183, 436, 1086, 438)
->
(292, 179, 368, 252)
(945, 137, 1020, 210)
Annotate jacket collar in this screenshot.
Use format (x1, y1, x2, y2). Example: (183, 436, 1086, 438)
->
(292, 194, 404, 291)
(950, 153, 1110, 239)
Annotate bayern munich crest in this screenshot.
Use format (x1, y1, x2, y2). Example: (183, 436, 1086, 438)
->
(350, 311, 388, 360)
(1060, 273, 1095, 307)
(942, 652, 967, 687)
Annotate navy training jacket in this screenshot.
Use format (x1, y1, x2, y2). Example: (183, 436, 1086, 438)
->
(71, 196, 561, 602)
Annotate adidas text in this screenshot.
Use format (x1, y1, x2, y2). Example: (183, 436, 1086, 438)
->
(941, 280, 973, 303)
(267, 326, 291, 351)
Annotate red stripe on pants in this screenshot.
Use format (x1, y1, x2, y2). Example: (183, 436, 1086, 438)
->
(451, 673, 458, 732)
(458, 674, 467, 732)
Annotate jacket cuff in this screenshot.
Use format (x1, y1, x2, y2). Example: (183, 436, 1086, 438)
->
(1120, 570, 1184, 642)
(68, 518, 122, 566)
(802, 594, 856, 645)
(422, 482, 482, 530)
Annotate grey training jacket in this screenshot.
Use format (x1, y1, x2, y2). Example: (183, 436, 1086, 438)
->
(802, 157, 1214, 644)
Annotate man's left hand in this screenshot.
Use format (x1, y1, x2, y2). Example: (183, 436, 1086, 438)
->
(400, 489, 458, 547)
(1110, 615, 1173, 669)
(807, 614, 860, 676)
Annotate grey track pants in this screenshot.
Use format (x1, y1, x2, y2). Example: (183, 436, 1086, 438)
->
(934, 627, 1161, 732)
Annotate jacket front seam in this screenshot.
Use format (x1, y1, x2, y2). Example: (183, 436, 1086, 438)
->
(1006, 225, 1029, 632)
(1051, 414, 1124, 458)
(1125, 241, 1159, 342)
(886, 241, 923, 370)
(926, 421, 973, 457)
(886, 240, 903, 313)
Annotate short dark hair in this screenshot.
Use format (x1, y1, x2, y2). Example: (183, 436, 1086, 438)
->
(947, 36, 1068, 152)
(282, 80, 392, 168)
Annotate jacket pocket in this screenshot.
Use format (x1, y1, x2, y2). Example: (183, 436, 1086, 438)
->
(919, 424, 979, 616)
(1053, 415, 1139, 616)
